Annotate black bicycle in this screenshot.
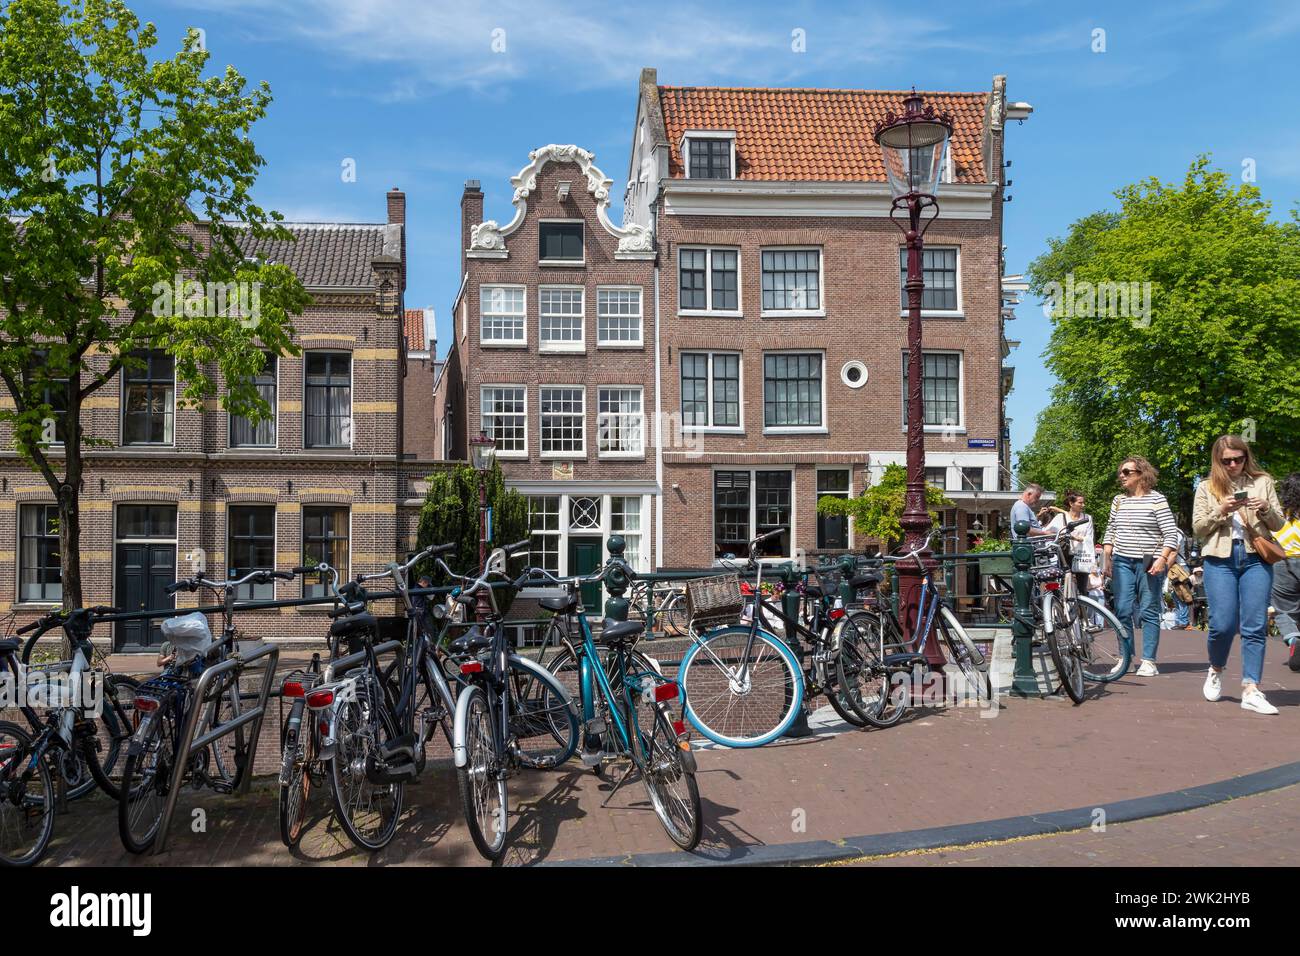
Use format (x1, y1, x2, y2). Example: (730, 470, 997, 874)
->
(0, 606, 138, 867)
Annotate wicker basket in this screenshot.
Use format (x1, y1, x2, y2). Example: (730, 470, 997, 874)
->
(685, 573, 745, 627)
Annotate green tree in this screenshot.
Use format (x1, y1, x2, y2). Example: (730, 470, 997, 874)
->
(1021, 157, 1300, 527)
(0, 0, 308, 610)
(816, 464, 951, 551)
(415, 460, 529, 585)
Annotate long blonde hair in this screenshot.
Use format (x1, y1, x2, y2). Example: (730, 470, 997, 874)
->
(1207, 435, 1268, 500)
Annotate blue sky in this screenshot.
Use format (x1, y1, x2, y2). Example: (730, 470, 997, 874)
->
(138, 0, 1300, 463)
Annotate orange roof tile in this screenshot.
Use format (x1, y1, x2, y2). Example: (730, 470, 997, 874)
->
(658, 86, 990, 183)
(404, 308, 428, 353)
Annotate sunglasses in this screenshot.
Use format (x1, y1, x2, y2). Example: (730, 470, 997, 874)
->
(1118, 468, 1138, 477)
(1221, 455, 1246, 466)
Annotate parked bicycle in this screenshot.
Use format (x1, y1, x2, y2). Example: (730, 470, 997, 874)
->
(118, 568, 290, 853)
(836, 530, 991, 728)
(0, 606, 139, 867)
(517, 563, 701, 851)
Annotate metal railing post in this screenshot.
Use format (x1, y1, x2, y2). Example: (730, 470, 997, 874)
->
(603, 535, 631, 623)
(1009, 520, 1040, 697)
(778, 562, 814, 738)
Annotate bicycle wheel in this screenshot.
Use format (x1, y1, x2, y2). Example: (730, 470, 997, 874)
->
(0, 721, 55, 868)
(506, 656, 578, 770)
(1045, 592, 1085, 704)
(544, 643, 659, 765)
(328, 680, 404, 851)
(678, 626, 804, 747)
(78, 674, 140, 802)
(632, 699, 701, 851)
(1076, 595, 1132, 682)
(278, 699, 315, 848)
(823, 618, 868, 727)
(118, 705, 179, 854)
(456, 684, 508, 860)
(195, 673, 251, 792)
(835, 610, 906, 728)
(937, 606, 991, 702)
(662, 594, 689, 636)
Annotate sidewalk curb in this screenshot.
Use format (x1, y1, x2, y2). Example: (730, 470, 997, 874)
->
(546, 760, 1300, 867)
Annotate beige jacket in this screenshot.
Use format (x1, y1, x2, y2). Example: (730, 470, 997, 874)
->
(1191, 473, 1284, 558)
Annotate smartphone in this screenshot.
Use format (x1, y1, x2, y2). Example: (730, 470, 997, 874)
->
(1234, 490, 1248, 501)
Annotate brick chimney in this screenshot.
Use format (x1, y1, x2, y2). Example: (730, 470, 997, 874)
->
(387, 187, 406, 291)
(461, 180, 482, 277)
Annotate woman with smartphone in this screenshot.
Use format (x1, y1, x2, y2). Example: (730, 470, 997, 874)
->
(1102, 456, 1181, 677)
(1191, 435, 1285, 714)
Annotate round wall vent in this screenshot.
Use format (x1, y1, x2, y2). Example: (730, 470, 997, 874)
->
(841, 360, 868, 389)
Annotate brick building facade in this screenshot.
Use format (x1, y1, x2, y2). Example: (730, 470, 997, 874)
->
(1, 190, 444, 652)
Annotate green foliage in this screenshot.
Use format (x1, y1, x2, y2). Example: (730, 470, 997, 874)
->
(816, 464, 951, 550)
(0, 0, 308, 605)
(1019, 157, 1300, 527)
(414, 460, 529, 585)
(967, 536, 1010, 554)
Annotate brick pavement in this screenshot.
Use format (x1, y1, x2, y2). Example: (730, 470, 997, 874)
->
(35, 628, 1300, 866)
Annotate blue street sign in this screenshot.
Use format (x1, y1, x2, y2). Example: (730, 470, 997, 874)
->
(967, 438, 996, 448)
(485, 507, 493, 543)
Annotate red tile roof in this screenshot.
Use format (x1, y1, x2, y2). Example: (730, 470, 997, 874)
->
(404, 308, 428, 353)
(658, 86, 990, 183)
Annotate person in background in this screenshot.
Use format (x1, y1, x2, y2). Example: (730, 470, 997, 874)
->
(1168, 528, 1194, 629)
(1102, 455, 1181, 678)
(1010, 483, 1054, 539)
(1192, 435, 1285, 714)
(1269, 472, 1300, 671)
(1044, 490, 1096, 599)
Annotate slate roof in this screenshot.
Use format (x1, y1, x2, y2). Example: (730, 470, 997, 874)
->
(231, 223, 394, 288)
(658, 86, 990, 183)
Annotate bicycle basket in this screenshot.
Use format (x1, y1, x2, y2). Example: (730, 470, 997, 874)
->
(684, 574, 745, 627)
(812, 567, 843, 598)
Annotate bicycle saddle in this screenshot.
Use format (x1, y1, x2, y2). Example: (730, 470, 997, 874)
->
(0, 640, 18, 654)
(803, 584, 824, 599)
(850, 571, 882, 588)
(449, 627, 492, 653)
(540, 593, 577, 614)
(598, 619, 642, 645)
(329, 611, 377, 639)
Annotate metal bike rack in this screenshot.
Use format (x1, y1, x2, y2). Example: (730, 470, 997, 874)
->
(152, 641, 281, 854)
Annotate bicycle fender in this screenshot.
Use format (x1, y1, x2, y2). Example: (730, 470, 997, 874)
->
(126, 712, 157, 757)
(451, 684, 476, 768)
(1041, 593, 1055, 634)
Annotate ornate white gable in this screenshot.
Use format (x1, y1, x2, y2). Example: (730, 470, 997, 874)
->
(468, 144, 654, 258)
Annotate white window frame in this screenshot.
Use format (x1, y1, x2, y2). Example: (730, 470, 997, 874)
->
(814, 466, 854, 550)
(596, 385, 645, 459)
(539, 384, 586, 459)
(227, 352, 280, 450)
(481, 384, 528, 458)
(479, 283, 528, 347)
(711, 466, 796, 562)
(759, 246, 825, 318)
(595, 286, 644, 347)
(678, 245, 742, 317)
(679, 350, 743, 433)
(16, 501, 62, 606)
(762, 349, 827, 435)
(899, 245, 963, 318)
(537, 285, 585, 354)
(538, 218, 586, 267)
(681, 130, 736, 180)
(900, 349, 965, 434)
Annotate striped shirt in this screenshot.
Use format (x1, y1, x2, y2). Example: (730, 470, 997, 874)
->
(1102, 491, 1181, 559)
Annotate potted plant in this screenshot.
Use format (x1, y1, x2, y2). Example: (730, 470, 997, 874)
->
(970, 536, 1013, 576)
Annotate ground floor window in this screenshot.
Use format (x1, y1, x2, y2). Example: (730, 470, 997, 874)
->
(227, 505, 276, 600)
(816, 470, 851, 550)
(524, 491, 651, 575)
(714, 470, 792, 559)
(303, 506, 349, 598)
(528, 496, 561, 573)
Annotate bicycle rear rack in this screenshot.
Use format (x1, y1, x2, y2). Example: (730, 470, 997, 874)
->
(152, 641, 280, 854)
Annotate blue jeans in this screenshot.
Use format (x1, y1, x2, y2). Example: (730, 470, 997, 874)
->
(1112, 555, 1166, 662)
(1203, 541, 1273, 685)
(1174, 592, 1190, 627)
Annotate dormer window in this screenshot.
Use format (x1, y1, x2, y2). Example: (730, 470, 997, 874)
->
(683, 131, 735, 179)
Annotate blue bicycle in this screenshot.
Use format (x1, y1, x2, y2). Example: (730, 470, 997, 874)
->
(522, 564, 702, 851)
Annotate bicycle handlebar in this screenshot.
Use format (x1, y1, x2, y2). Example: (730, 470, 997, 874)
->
(165, 568, 294, 596)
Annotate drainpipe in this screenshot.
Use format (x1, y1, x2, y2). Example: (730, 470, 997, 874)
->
(653, 260, 664, 571)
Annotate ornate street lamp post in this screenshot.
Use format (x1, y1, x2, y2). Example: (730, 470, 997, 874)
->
(469, 431, 496, 623)
(875, 91, 953, 672)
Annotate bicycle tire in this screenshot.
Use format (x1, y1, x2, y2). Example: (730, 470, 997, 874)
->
(327, 680, 404, 852)
(506, 655, 578, 770)
(81, 674, 140, 802)
(1075, 595, 1132, 682)
(634, 701, 702, 850)
(543, 642, 657, 766)
(937, 606, 991, 702)
(663, 594, 689, 636)
(0, 720, 55, 868)
(835, 610, 906, 728)
(456, 684, 509, 860)
(278, 698, 315, 848)
(678, 625, 804, 747)
(822, 616, 868, 727)
(118, 706, 179, 855)
(1045, 592, 1085, 704)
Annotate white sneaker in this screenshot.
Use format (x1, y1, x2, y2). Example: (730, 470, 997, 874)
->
(1241, 689, 1278, 715)
(1203, 668, 1221, 702)
(1136, 660, 1159, 677)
